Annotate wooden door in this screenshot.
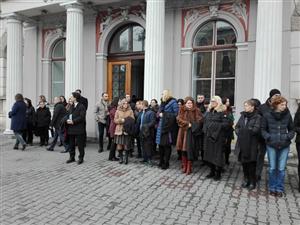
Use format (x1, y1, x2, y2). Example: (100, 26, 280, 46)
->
(107, 61, 131, 100)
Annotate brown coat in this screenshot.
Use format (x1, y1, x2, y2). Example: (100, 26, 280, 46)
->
(114, 106, 134, 135)
(176, 106, 202, 151)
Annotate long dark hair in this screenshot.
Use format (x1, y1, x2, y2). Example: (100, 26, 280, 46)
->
(24, 98, 33, 108)
(296, 103, 300, 114)
(110, 97, 119, 109)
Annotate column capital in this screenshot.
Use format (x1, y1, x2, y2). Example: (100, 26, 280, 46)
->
(1, 13, 23, 23)
(96, 53, 107, 60)
(61, 0, 84, 11)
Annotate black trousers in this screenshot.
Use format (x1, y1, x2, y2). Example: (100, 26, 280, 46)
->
(224, 137, 232, 163)
(108, 141, 117, 160)
(69, 134, 85, 160)
(159, 145, 172, 166)
(296, 143, 300, 181)
(38, 126, 48, 144)
(22, 123, 34, 144)
(242, 162, 257, 185)
(207, 162, 222, 173)
(256, 142, 266, 179)
(98, 122, 106, 150)
(141, 138, 153, 161)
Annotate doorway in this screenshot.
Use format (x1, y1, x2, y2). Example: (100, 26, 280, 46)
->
(107, 23, 145, 100)
(107, 59, 144, 100)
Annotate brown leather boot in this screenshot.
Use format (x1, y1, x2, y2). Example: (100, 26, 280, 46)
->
(182, 156, 187, 173)
(186, 161, 192, 175)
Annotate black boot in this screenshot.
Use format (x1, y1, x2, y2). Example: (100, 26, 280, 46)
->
(206, 168, 215, 179)
(13, 144, 19, 150)
(213, 168, 221, 181)
(177, 150, 182, 160)
(119, 151, 124, 164)
(125, 151, 129, 165)
(158, 147, 165, 168)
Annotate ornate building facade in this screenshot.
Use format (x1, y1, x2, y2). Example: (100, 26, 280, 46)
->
(0, 0, 299, 137)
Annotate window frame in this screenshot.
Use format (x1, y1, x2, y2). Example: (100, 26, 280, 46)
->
(192, 20, 237, 106)
(51, 38, 66, 103)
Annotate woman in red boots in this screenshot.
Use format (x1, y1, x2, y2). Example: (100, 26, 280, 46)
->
(176, 97, 203, 175)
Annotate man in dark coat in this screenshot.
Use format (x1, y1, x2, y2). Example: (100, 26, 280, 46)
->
(66, 92, 87, 164)
(196, 94, 206, 114)
(9, 93, 27, 150)
(256, 89, 281, 182)
(35, 101, 51, 146)
(47, 97, 68, 152)
(137, 100, 156, 166)
(76, 89, 88, 147)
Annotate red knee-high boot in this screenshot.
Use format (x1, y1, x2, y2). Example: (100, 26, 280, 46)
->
(182, 155, 187, 173)
(186, 161, 192, 175)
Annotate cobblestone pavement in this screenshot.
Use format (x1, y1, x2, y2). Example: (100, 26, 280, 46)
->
(1, 134, 300, 225)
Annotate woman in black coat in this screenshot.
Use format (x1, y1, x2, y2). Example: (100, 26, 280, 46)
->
(203, 96, 230, 180)
(35, 101, 51, 146)
(235, 99, 261, 190)
(23, 98, 35, 145)
(294, 103, 300, 192)
(9, 94, 27, 150)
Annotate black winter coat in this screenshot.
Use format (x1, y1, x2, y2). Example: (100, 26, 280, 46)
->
(235, 111, 261, 163)
(50, 102, 66, 129)
(26, 106, 36, 126)
(66, 103, 86, 135)
(9, 100, 27, 132)
(203, 110, 231, 167)
(137, 108, 156, 143)
(79, 96, 88, 110)
(36, 107, 51, 128)
(261, 109, 295, 150)
(293, 108, 300, 143)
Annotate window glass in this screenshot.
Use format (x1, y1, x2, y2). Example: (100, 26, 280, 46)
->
(216, 50, 236, 78)
(194, 22, 213, 47)
(193, 52, 212, 78)
(216, 21, 236, 45)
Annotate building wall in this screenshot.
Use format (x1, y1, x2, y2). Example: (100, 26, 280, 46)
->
(0, 19, 7, 131)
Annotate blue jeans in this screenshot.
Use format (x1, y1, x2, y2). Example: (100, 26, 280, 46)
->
(14, 131, 26, 146)
(49, 128, 68, 151)
(267, 145, 289, 193)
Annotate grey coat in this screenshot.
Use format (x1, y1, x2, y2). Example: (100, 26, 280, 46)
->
(95, 99, 109, 124)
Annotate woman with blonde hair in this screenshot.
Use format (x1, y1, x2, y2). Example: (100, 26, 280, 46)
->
(114, 98, 135, 164)
(176, 97, 203, 175)
(156, 90, 179, 170)
(203, 96, 231, 180)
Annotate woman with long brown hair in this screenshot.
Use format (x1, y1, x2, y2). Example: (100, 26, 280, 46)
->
(176, 97, 203, 175)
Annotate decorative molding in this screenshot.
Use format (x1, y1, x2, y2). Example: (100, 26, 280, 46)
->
(181, 0, 250, 47)
(42, 27, 66, 58)
(96, 5, 146, 52)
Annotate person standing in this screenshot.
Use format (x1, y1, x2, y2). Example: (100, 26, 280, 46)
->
(47, 97, 67, 152)
(35, 101, 51, 146)
(257, 89, 281, 182)
(134, 100, 143, 158)
(294, 103, 300, 192)
(235, 99, 261, 191)
(222, 97, 234, 165)
(137, 100, 157, 166)
(114, 98, 135, 164)
(196, 94, 206, 114)
(9, 94, 27, 150)
(23, 98, 35, 145)
(261, 96, 295, 197)
(95, 92, 110, 153)
(65, 92, 87, 164)
(203, 96, 230, 181)
(176, 97, 203, 174)
(108, 97, 119, 161)
(156, 90, 179, 170)
(75, 89, 88, 147)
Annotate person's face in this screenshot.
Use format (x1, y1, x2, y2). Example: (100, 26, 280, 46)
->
(39, 102, 45, 108)
(70, 95, 76, 103)
(185, 100, 193, 109)
(277, 101, 287, 112)
(102, 94, 109, 101)
(125, 95, 130, 102)
(123, 101, 129, 109)
(150, 100, 156, 107)
(226, 99, 230, 107)
(244, 103, 254, 113)
(54, 97, 60, 104)
(197, 95, 205, 103)
(210, 100, 218, 109)
(178, 102, 182, 107)
(68, 97, 73, 104)
(60, 96, 64, 102)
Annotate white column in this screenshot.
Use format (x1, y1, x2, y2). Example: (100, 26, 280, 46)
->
(4, 15, 23, 134)
(144, 0, 165, 101)
(180, 48, 192, 98)
(253, 0, 283, 101)
(61, 1, 84, 97)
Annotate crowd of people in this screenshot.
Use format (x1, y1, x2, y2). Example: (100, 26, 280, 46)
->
(8, 88, 300, 197)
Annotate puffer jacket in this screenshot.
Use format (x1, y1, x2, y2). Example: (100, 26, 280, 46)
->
(261, 109, 295, 150)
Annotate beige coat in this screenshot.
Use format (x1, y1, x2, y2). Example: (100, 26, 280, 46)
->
(114, 106, 134, 135)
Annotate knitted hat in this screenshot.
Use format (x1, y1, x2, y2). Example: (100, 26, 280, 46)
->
(269, 89, 281, 98)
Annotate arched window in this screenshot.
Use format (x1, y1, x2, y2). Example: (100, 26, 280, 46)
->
(109, 24, 145, 54)
(51, 39, 65, 100)
(192, 20, 237, 105)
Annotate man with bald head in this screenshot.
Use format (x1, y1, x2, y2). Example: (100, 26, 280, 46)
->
(47, 96, 68, 152)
